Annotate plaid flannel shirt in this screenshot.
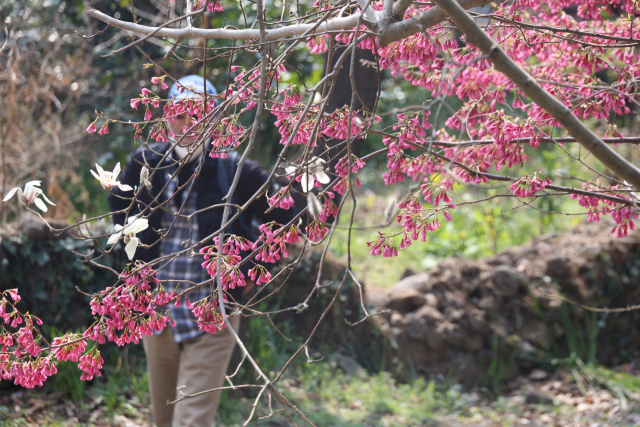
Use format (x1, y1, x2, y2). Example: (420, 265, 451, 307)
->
(155, 165, 212, 343)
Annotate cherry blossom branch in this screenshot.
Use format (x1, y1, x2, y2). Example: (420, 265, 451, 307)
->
(431, 0, 640, 192)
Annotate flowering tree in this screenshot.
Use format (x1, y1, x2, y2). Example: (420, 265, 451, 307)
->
(3, 0, 640, 422)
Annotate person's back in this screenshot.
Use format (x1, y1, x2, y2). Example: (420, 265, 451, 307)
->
(108, 75, 297, 427)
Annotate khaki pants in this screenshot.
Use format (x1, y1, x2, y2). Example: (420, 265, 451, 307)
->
(142, 317, 240, 427)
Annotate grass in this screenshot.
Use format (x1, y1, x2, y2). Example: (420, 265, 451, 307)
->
(217, 363, 473, 426)
(3, 337, 640, 426)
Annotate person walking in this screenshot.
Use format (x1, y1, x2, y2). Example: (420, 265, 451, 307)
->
(109, 75, 296, 427)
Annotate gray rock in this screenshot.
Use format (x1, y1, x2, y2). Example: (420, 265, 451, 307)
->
(388, 272, 431, 296)
(405, 317, 428, 341)
(524, 390, 554, 405)
(463, 331, 483, 352)
(443, 291, 465, 308)
(400, 267, 417, 280)
(330, 351, 367, 379)
(404, 315, 445, 351)
(436, 321, 465, 348)
(390, 311, 404, 328)
(545, 256, 572, 280)
(425, 324, 444, 351)
(492, 265, 527, 297)
(15, 215, 72, 242)
(414, 305, 444, 323)
(424, 293, 438, 307)
(386, 288, 425, 311)
(466, 308, 489, 334)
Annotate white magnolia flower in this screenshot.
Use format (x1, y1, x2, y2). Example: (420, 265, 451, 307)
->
(3, 181, 56, 212)
(107, 216, 149, 260)
(307, 192, 323, 219)
(91, 162, 133, 192)
(285, 157, 330, 193)
(140, 166, 153, 191)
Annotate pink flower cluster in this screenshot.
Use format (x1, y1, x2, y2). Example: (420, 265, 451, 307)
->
(0, 290, 57, 388)
(367, 195, 455, 258)
(78, 350, 104, 381)
(192, 0, 224, 12)
(509, 173, 552, 198)
(16, 318, 42, 357)
(317, 192, 338, 222)
(51, 334, 87, 362)
(335, 155, 366, 178)
(200, 247, 246, 290)
(252, 222, 301, 263)
(214, 235, 253, 256)
(269, 187, 296, 210)
(333, 154, 366, 195)
(421, 183, 452, 206)
(186, 297, 227, 334)
(10, 357, 57, 388)
(571, 183, 638, 237)
(86, 263, 174, 346)
(306, 35, 328, 54)
(321, 108, 364, 140)
(248, 265, 272, 286)
(367, 233, 399, 257)
(151, 75, 169, 90)
(0, 289, 24, 327)
(306, 221, 329, 242)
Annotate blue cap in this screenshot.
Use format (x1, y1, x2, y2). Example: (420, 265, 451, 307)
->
(168, 75, 218, 104)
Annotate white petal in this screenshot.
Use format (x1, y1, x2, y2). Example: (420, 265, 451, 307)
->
(131, 218, 149, 234)
(107, 231, 122, 245)
(23, 181, 42, 201)
(315, 171, 331, 184)
(307, 193, 322, 218)
(300, 173, 312, 193)
(34, 198, 48, 212)
(95, 164, 104, 175)
(40, 192, 56, 206)
(117, 183, 133, 192)
(125, 237, 139, 260)
(90, 170, 101, 181)
(112, 163, 121, 180)
(126, 216, 138, 225)
(114, 224, 124, 232)
(3, 187, 20, 202)
(285, 166, 297, 176)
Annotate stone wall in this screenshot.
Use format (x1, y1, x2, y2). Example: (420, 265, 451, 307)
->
(370, 223, 640, 386)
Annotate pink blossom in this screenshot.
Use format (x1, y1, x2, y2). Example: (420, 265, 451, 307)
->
(52, 334, 87, 362)
(269, 189, 295, 210)
(78, 350, 104, 381)
(248, 265, 272, 285)
(11, 357, 57, 388)
(86, 121, 97, 133)
(510, 173, 552, 198)
(188, 297, 227, 334)
(6, 289, 20, 303)
(306, 221, 328, 243)
(98, 122, 109, 135)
